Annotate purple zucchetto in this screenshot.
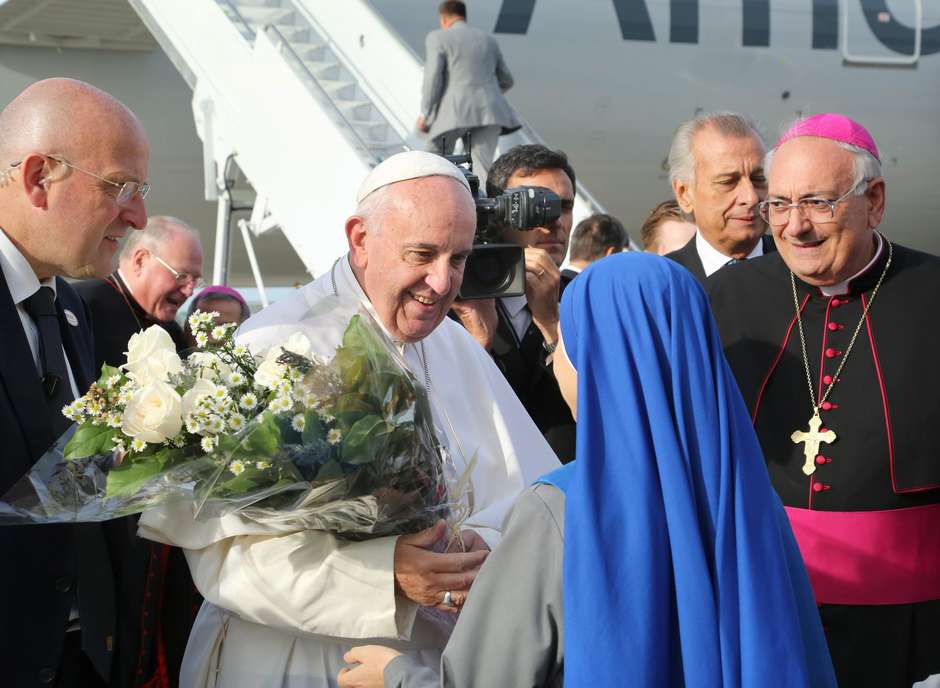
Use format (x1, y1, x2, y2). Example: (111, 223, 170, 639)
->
(776, 113, 880, 162)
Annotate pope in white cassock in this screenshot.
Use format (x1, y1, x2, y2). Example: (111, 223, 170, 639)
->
(138, 151, 560, 687)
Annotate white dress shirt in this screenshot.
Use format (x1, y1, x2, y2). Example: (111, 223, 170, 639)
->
(500, 293, 531, 342)
(0, 227, 79, 398)
(695, 230, 765, 278)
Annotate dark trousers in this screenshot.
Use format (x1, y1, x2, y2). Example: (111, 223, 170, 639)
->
(54, 632, 108, 688)
(821, 599, 940, 687)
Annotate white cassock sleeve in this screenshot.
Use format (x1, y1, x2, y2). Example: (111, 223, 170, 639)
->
(139, 502, 420, 641)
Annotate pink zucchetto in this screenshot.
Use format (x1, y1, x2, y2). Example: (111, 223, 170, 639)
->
(776, 113, 880, 162)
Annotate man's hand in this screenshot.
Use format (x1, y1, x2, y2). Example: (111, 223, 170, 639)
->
(338, 646, 402, 688)
(446, 528, 490, 555)
(416, 115, 430, 133)
(451, 298, 498, 351)
(524, 248, 561, 346)
(394, 520, 488, 613)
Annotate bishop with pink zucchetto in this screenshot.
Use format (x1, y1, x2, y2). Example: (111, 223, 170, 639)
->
(706, 113, 940, 686)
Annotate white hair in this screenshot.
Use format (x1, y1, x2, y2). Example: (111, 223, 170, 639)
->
(354, 184, 398, 234)
(764, 140, 882, 195)
(119, 215, 200, 261)
(667, 111, 765, 185)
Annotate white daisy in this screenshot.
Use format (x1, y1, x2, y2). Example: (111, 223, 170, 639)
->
(239, 393, 258, 411)
(131, 438, 147, 453)
(195, 332, 209, 348)
(229, 459, 246, 476)
(270, 396, 292, 413)
(185, 416, 201, 434)
(105, 374, 121, 389)
(233, 344, 249, 357)
(327, 428, 342, 445)
(107, 413, 122, 428)
(255, 460, 271, 470)
(291, 414, 305, 432)
(200, 436, 218, 453)
(228, 413, 246, 431)
(226, 371, 245, 387)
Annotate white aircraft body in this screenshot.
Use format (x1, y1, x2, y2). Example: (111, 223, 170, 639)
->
(371, 0, 940, 252)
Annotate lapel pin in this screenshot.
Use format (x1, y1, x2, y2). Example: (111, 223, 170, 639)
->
(63, 309, 79, 327)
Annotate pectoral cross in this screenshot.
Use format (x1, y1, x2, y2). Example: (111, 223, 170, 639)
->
(791, 412, 836, 476)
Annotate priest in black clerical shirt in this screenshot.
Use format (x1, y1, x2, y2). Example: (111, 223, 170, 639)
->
(664, 111, 775, 284)
(75, 215, 204, 688)
(708, 114, 940, 688)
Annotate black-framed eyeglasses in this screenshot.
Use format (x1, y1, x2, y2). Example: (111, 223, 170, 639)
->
(148, 251, 205, 289)
(6, 154, 150, 207)
(758, 178, 869, 228)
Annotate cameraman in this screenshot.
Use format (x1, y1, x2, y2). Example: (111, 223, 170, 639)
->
(452, 144, 577, 462)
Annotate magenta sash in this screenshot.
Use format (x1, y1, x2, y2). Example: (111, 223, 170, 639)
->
(785, 504, 940, 605)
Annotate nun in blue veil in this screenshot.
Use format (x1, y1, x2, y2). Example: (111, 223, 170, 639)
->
(338, 253, 836, 688)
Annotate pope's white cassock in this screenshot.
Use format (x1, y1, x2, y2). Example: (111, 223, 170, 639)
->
(139, 255, 560, 687)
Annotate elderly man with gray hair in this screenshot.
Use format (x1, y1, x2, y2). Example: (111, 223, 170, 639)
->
(76, 214, 204, 365)
(665, 111, 775, 285)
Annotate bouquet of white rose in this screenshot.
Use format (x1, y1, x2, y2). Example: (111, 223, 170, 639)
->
(0, 306, 460, 539)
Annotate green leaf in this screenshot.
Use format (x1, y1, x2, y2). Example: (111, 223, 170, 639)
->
(315, 459, 344, 481)
(64, 423, 117, 460)
(302, 411, 326, 444)
(341, 414, 391, 465)
(241, 413, 281, 456)
(96, 363, 122, 386)
(105, 449, 170, 498)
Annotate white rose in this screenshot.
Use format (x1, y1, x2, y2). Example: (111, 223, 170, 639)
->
(123, 326, 183, 384)
(122, 381, 183, 443)
(181, 378, 218, 419)
(254, 333, 312, 389)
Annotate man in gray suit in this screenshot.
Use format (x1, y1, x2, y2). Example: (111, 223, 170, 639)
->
(417, 1, 519, 184)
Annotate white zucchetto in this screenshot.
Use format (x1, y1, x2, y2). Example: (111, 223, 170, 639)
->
(356, 150, 471, 203)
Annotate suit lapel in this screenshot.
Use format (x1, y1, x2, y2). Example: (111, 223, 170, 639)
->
(0, 266, 58, 463)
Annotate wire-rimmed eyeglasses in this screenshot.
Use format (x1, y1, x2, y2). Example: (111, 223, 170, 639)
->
(6, 154, 150, 207)
(758, 178, 869, 228)
(148, 251, 205, 289)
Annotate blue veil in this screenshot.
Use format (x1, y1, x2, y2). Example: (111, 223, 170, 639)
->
(543, 253, 835, 687)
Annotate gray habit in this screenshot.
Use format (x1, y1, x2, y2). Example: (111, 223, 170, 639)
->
(384, 484, 565, 688)
(420, 21, 520, 144)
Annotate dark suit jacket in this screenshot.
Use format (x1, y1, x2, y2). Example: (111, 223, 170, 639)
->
(489, 274, 576, 462)
(666, 234, 776, 286)
(74, 275, 196, 688)
(0, 267, 116, 687)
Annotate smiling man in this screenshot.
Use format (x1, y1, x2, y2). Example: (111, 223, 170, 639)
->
(708, 114, 940, 687)
(665, 111, 774, 284)
(76, 215, 203, 363)
(0, 77, 149, 687)
(138, 150, 559, 687)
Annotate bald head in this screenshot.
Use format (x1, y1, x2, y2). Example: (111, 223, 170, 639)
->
(0, 78, 147, 164)
(0, 78, 150, 280)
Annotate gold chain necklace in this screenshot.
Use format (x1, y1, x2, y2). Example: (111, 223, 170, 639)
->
(788, 233, 893, 477)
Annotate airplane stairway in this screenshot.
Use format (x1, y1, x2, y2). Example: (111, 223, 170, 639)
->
(129, 0, 607, 289)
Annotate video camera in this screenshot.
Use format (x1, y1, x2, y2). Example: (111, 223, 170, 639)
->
(442, 151, 562, 299)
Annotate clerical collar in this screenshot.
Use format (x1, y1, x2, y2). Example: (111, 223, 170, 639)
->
(109, 270, 156, 327)
(695, 230, 764, 277)
(817, 233, 884, 297)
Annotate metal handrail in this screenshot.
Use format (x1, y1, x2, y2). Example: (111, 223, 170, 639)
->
(287, 0, 412, 137)
(217, 0, 256, 40)
(264, 24, 391, 166)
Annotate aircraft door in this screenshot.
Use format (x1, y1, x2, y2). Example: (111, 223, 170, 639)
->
(842, 0, 940, 64)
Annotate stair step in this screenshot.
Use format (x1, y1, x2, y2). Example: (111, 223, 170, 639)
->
(290, 41, 328, 60)
(233, 6, 294, 25)
(336, 100, 374, 120)
(351, 120, 389, 141)
(305, 60, 343, 82)
(320, 79, 358, 100)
